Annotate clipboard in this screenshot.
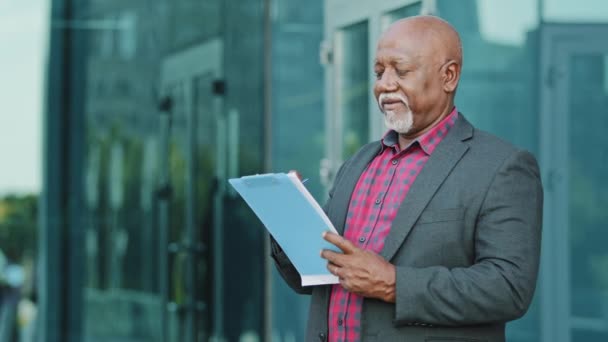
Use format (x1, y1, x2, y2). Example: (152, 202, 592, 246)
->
(228, 172, 340, 286)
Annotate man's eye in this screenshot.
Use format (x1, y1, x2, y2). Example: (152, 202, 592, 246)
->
(374, 71, 383, 79)
(397, 69, 409, 77)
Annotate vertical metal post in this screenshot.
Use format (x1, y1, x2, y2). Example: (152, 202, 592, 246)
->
(262, 0, 273, 340)
(158, 97, 172, 342)
(184, 82, 196, 342)
(213, 108, 226, 342)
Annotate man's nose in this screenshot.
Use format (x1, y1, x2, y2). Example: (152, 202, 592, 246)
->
(376, 70, 398, 92)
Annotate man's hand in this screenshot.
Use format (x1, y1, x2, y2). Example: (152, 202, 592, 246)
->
(321, 232, 396, 303)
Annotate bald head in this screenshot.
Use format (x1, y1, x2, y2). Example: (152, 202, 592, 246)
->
(373, 15, 463, 141)
(380, 15, 462, 67)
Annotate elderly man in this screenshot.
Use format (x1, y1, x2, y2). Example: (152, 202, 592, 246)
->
(271, 15, 543, 342)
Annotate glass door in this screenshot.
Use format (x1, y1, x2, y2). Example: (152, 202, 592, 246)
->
(540, 25, 608, 342)
(334, 19, 370, 162)
(160, 38, 224, 342)
(321, 0, 424, 189)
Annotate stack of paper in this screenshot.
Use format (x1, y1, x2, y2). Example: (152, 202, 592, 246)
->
(229, 173, 340, 286)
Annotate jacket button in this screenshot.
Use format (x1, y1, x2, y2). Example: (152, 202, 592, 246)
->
(318, 333, 326, 341)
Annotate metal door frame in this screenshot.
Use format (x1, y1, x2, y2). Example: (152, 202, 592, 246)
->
(539, 24, 608, 342)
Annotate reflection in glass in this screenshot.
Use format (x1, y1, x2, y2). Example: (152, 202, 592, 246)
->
(270, 1, 325, 340)
(568, 54, 608, 342)
(544, 0, 608, 22)
(439, 0, 539, 154)
(381, 2, 422, 30)
(337, 21, 369, 159)
(77, 1, 228, 339)
(165, 80, 195, 341)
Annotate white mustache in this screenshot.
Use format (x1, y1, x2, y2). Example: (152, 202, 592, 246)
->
(378, 92, 408, 109)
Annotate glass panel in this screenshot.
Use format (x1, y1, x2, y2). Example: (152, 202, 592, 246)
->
(164, 79, 198, 341)
(169, 1, 222, 47)
(269, 0, 324, 340)
(568, 53, 608, 341)
(67, 1, 266, 341)
(544, 0, 608, 22)
(221, 3, 266, 342)
(572, 328, 608, 342)
(381, 2, 422, 30)
(337, 21, 369, 160)
(82, 35, 165, 340)
(438, 0, 539, 154)
(270, 0, 325, 200)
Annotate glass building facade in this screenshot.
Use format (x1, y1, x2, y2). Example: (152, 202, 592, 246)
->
(40, 0, 608, 341)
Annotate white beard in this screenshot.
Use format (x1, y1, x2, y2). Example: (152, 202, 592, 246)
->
(378, 92, 414, 134)
(383, 109, 413, 134)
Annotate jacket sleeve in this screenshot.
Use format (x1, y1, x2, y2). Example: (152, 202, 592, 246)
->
(394, 150, 543, 326)
(270, 160, 350, 295)
(270, 236, 312, 295)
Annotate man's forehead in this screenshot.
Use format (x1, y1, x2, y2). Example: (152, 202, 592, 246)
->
(382, 25, 436, 45)
(374, 40, 428, 64)
(383, 15, 453, 39)
(375, 28, 444, 63)
(374, 51, 416, 65)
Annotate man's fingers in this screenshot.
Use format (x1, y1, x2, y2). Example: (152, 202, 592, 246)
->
(323, 231, 356, 254)
(320, 249, 346, 266)
(326, 262, 341, 277)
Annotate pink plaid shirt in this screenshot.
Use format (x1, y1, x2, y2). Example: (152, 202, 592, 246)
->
(327, 108, 458, 342)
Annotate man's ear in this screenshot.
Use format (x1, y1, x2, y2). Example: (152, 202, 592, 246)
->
(442, 60, 461, 92)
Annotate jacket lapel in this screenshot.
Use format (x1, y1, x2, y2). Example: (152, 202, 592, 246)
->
(330, 143, 381, 234)
(380, 115, 473, 261)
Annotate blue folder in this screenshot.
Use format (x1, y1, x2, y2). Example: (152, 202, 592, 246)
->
(229, 173, 340, 286)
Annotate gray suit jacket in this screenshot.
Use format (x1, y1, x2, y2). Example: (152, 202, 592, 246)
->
(272, 115, 543, 342)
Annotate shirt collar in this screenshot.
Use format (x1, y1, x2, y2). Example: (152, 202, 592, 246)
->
(380, 107, 459, 155)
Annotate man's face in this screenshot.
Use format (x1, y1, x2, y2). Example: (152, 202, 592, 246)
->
(373, 33, 447, 135)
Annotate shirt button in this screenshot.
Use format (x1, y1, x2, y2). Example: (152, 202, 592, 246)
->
(375, 199, 381, 205)
(359, 237, 366, 243)
(392, 159, 398, 165)
(338, 318, 343, 326)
